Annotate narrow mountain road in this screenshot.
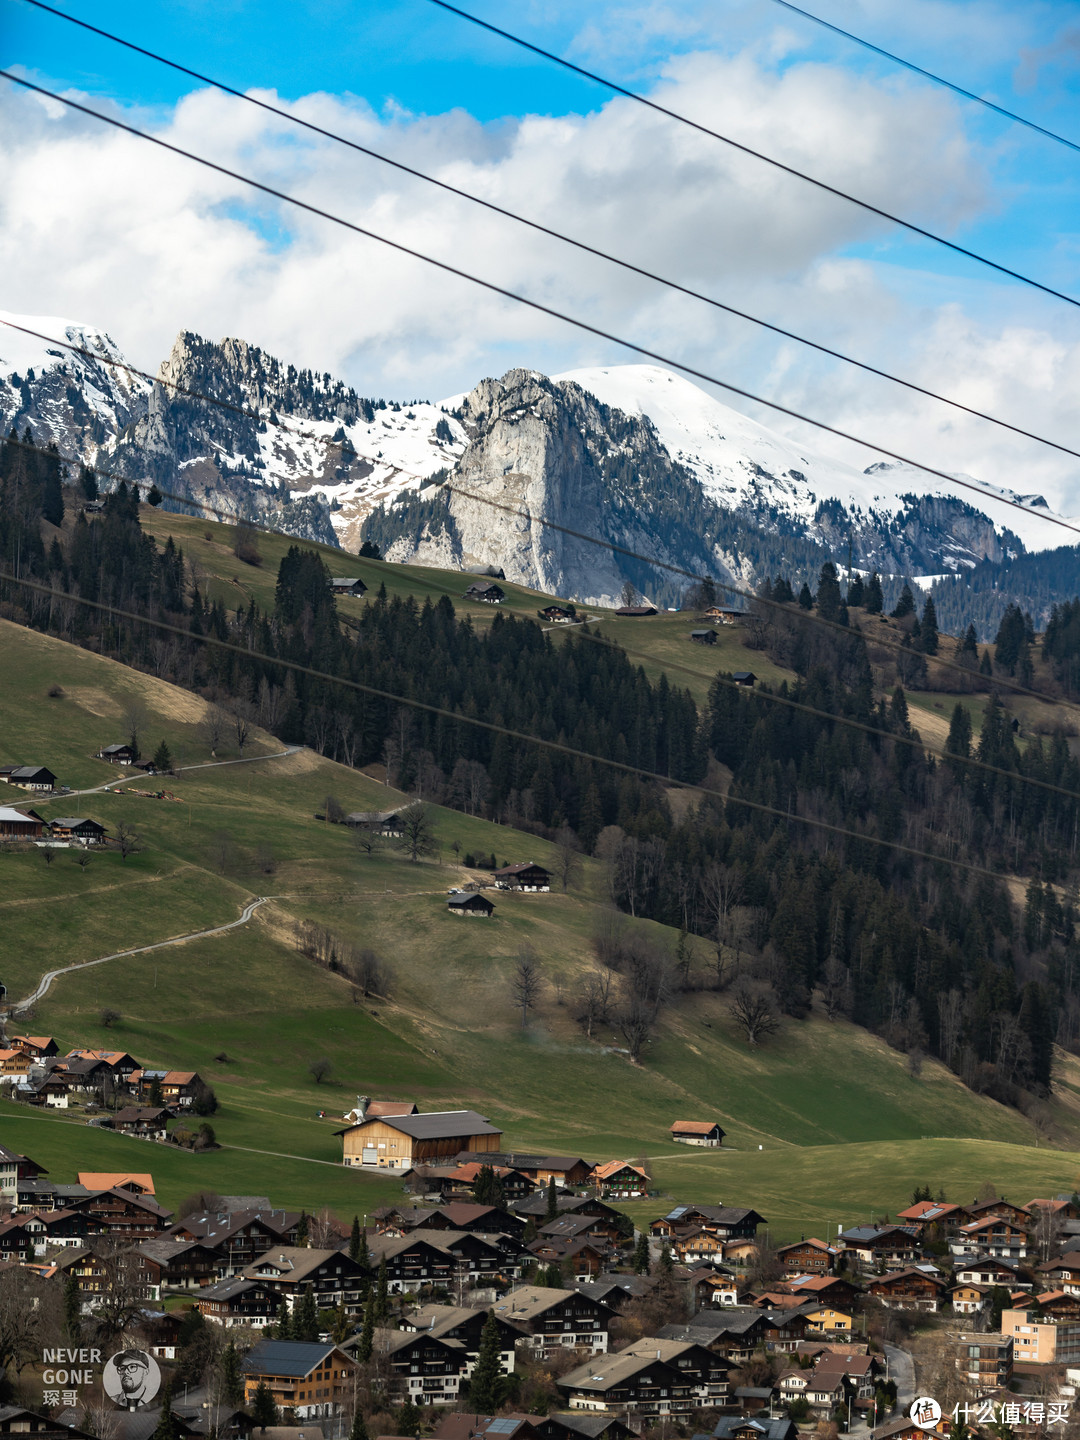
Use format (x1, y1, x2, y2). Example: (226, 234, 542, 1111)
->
(61, 745, 303, 798)
(10, 896, 272, 1012)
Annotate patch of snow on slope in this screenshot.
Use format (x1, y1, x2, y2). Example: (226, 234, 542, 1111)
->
(554, 363, 1080, 555)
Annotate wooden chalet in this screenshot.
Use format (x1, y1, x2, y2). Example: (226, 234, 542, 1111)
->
(965, 1196, 1031, 1227)
(447, 889, 495, 916)
(499, 1155, 596, 1189)
(64, 1048, 141, 1078)
(534, 1415, 635, 1440)
(66, 1186, 173, 1239)
(111, 1106, 171, 1140)
(651, 1204, 765, 1243)
(240, 1339, 358, 1417)
(46, 818, 106, 845)
(702, 607, 745, 625)
(528, 1235, 610, 1280)
(775, 1238, 836, 1274)
(894, 1200, 969, 1235)
(732, 671, 756, 687)
(425, 1159, 536, 1203)
(950, 1216, 1028, 1260)
(689, 1268, 741, 1308)
(866, 1267, 947, 1312)
(196, 1275, 280, 1327)
(592, 1161, 649, 1199)
(465, 581, 505, 604)
(243, 1247, 369, 1314)
(538, 606, 576, 623)
(670, 1121, 725, 1147)
(0, 1406, 95, 1440)
(329, 577, 367, 597)
(491, 1285, 614, 1356)
(493, 862, 551, 892)
(365, 1229, 521, 1292)
(8, 1036, 58, 1058)
(169, 1206, 303, 1273)
(97, 743, 135, 764)
(556, 1337, 729, 1415)
(689, 629, 717, 645)
(339, 1108, 502, 1170)
(344, 808, 415, 836)
(372, 1327, 468, 1405)
(134, 1237, 224, 1291)
(837, 1224, 920, 1270)
(401, 1302, 522, 1372)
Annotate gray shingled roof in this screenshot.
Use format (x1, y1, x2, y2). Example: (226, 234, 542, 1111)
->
(241, 1340, 339, 1377)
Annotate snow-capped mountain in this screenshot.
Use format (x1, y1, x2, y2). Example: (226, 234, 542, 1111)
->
(555, 364, 1078, 560)
(3, 309, 1079, 616)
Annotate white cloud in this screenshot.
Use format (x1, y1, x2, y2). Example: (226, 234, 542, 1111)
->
(2, 37, 1079, 515)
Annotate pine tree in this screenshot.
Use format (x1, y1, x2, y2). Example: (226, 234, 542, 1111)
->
(79, 464, 98, 501)
(148, 1075, 164, 1108)
(891, 584, 915, 620)
(332, 1298, 349, 1344)
(658, 1242, 674, 1276)
(222, 1339, 243, 1406)
(153, 1377, 180, 1440)
(797, 582, 813, 610)
(632, 1232, 651, 1275)
(847, 574, 864, 607)
(274, 1297, 292, 1339)
(358, 1292, 375, 1362)
(544, 1177, 558, 1222)
(865, 572, 884, 614)
(147, 484, 163, 506)
(945, 703, 972, 762)
(541, 1261, 563, 1287)
(296, 1211, 310, 1247)
(294, 1286, 319, 1342)
(349, 1215, 362, 1262)
(152, 739, 173, 773)
(63, 1272, 81, 1341)
(395, 1400, 422, 1438)
(815, 562, 844, 624)
(980, 649, 993, 677)
(920, 596, 939, 655)
(960, 623, 979, 659)
(251, 1381, 278, 1431)
(468, 1310, 502, 1414)
(349, 1411, 370, 1440)
(375, 1257, 390, 1323)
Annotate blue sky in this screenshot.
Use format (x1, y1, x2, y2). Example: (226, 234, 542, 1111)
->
(4, 0, 1080, 505)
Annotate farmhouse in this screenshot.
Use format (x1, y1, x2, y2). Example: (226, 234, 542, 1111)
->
(0, 806, 43, 839)
(703, 607, 745, 624)
(8, 1036, 58, 1059)
(614, 605, 657, 617)
(592, 1161, 649, 1199)
(775, 1238, 836, 1274)
(344, 807, 414, 836)
(652, 1205, 766, 1243)
(97, 744, 135, 764)
(447, 890, 495, 916)
(494, 862, 551, 891)
(0, 766, 56, 791)
(339, 1108, 503, 1170)
(497, 1155, 596, 1188)
(671, 1121, 725, 1147)
(837, 1224, 920, 1270)
(465, 581, 505, 603)
(329, 577, 367, 597)
(539, 606, 575, 623)
(46, 818, 106, 845)
(240, 1339, 358, 1417)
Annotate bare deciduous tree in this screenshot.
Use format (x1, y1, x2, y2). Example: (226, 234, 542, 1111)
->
(727, 978, 781, 1046)
(200, 704, 229, 757)
(820, 954, 854, 1020)
(513, 948, 543, 1029)
(700, 863, 744, 989)
(397, 802, 437, 863)
(114, 821, 141, 862)
(233, 706, 251, 756)
(576, 966, 615, 1039)
(308, 1058, 333, 1085)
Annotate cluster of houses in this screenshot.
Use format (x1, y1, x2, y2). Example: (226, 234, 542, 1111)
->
(1, 1035, 206, 1128)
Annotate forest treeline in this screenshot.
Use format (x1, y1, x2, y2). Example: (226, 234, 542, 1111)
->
(1, 430, 1078, 1110)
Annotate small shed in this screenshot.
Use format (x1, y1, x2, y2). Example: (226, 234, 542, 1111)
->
(465, 581, 505, 604)
(494, 862, 551, 892)
(330, 577, 368, 597)
(447, 890, 495, 917)
(732, 671, 757, 687)
(689, 630, 717, 645)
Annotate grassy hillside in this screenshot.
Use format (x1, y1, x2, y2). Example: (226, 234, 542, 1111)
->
(2, 614, 1079, 1240)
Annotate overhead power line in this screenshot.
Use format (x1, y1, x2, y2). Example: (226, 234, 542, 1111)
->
(0, 568, 1036, 885)
(1, 83, 1078, 551)
(771, 0, 1080, 156)
(7, 426, 1080, 811)
(14, 2, 1080, 464)
(420, 0, 1080, 311)
(4, 321, 1078, 720)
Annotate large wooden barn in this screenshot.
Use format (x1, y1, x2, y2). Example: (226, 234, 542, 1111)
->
(338, 1109, 503, 1171)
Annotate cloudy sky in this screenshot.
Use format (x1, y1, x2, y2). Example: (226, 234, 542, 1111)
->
(4, 0, 1080, 509)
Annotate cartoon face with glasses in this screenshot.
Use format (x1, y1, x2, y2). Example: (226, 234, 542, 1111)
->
(104, 1350, 161, 1409)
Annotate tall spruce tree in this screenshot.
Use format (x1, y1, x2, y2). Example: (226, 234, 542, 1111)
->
(632, 1232, 651, 1275)
(349, 1412, 370, 1440)
(920, 596, 939, 655)
(375, 1257, 390, 1323)
(865, 572, 884, 614)
(544, 1177, 558, 1222)
(251, 1382, 278, 1431)
(294, 1286, 319, 1342)
(358, 1292, 375, 1362)
(222, 1340, 243, 1406)
(274, 1297, 292, 1339)
(468, 1310, 503, 1413)
(349, 1215, 362, 1262)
